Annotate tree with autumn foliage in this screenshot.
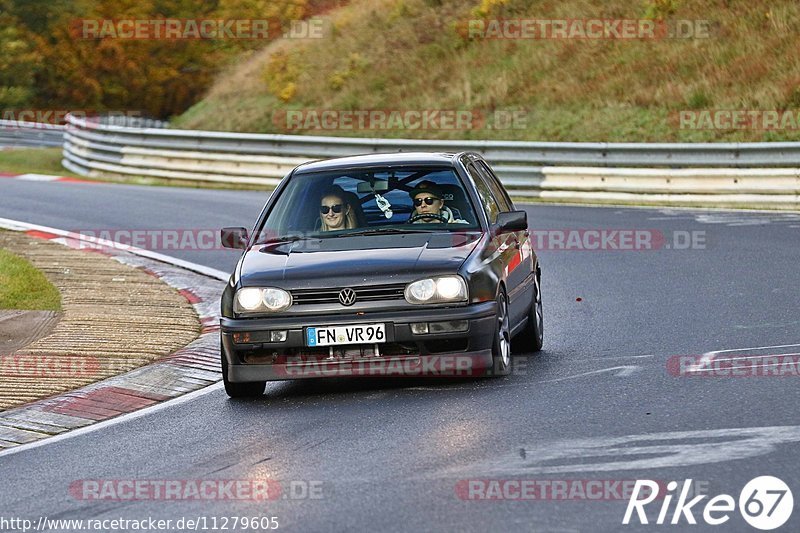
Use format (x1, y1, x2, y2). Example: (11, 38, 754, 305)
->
(2, 0, 337, 119)
(0, 0, 43, 109)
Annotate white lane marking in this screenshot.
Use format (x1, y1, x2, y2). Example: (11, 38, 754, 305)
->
(735, 320, 800, 330)
(0, 383, 223, 459)
(571, 354, 654, 361)
(727, 363, 799, 372)
(456, 425, 800, 476)
(710, 351, 800, 363)
(540, 365, 640, 383)
(0, 217, 229, 281)
(708, 343, 800, 354)
(15, 173, 61, 182)
(403, 364, 644, 392)
(688, 343, 800, 374)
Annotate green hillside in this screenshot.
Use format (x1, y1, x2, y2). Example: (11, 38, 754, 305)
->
(174, 0, 800, 142)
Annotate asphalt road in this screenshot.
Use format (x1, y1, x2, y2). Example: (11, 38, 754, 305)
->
(1, 179, 799, 532)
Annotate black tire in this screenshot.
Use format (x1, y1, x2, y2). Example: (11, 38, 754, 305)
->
(513, 266, 543, 353)
(491, 289, 512, 377)
(221, 342, 266, 398)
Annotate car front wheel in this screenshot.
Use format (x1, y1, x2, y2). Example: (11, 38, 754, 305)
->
(513, 266, 543, 353)
(491, 290, 512, 377)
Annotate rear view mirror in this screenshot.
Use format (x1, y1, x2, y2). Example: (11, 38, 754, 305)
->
(221, 227, 249, 249)
(356, 180, 388, 193)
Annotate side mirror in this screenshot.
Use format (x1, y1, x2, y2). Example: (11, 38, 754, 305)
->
(493, 211, 527, 235)
(221, 227, 249, 249)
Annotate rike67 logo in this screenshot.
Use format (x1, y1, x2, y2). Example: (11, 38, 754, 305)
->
(623, 477, 793, 530)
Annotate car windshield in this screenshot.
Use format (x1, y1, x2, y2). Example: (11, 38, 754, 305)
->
(257, 166, 481, 241)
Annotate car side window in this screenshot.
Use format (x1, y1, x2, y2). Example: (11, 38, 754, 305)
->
(467, 163, 501, 224)
(477, 161, 513, 212)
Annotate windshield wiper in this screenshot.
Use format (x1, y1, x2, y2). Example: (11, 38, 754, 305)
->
(338, 227, 438, 237)
(256, 235, 309, 246)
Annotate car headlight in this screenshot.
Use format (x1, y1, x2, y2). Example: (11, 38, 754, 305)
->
(236, 288, 264, 311)
(235, 287, 292, 313)
(405, 276, 467, 304)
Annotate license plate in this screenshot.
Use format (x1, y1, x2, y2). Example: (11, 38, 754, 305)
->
(306, 323, 386, 347)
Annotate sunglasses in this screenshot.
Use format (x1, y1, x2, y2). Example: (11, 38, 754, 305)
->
(413, 197, 440, 207)
(319, 204, 344, 215)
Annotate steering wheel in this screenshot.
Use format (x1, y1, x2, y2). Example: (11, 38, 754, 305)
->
(408, 213, 448, 224)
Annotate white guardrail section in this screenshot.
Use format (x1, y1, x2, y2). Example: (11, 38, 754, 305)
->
(58, 114, 800, 207)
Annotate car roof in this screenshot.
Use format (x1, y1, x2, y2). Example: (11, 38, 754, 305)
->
(292, 152, 469, 174)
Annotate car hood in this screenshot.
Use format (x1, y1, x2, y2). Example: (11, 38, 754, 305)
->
(237, 232, 481, 289)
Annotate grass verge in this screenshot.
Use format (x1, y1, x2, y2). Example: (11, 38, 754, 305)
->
(0, 247, 62, 311)
(0, 148, 81, 178)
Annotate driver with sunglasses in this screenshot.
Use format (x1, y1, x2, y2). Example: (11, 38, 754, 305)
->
(408, 181, 468, 224)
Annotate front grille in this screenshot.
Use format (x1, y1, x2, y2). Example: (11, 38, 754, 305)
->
(291, 284, 406, 305)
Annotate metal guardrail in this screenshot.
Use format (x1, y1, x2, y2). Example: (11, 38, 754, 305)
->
(1, 116, 166, 149)
(3, 113, 795, 208)
(0, 120, 65, 148)
(61, 114, 800, 168)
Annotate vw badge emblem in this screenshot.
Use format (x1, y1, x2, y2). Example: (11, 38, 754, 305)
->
(338, 288, 357, 306)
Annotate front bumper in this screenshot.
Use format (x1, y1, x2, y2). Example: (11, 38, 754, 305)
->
(220, 301, 497, 381)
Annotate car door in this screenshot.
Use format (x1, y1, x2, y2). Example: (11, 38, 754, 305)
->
(466, 162, 528, 324)
(475, 160, 535, 324)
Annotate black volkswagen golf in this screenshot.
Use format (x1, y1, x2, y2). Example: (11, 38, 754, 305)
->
(220, 152, 542, 397)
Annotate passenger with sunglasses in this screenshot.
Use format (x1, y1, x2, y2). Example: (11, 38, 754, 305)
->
(408, 181, 468, 224)
(319, 185, 359, 231)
